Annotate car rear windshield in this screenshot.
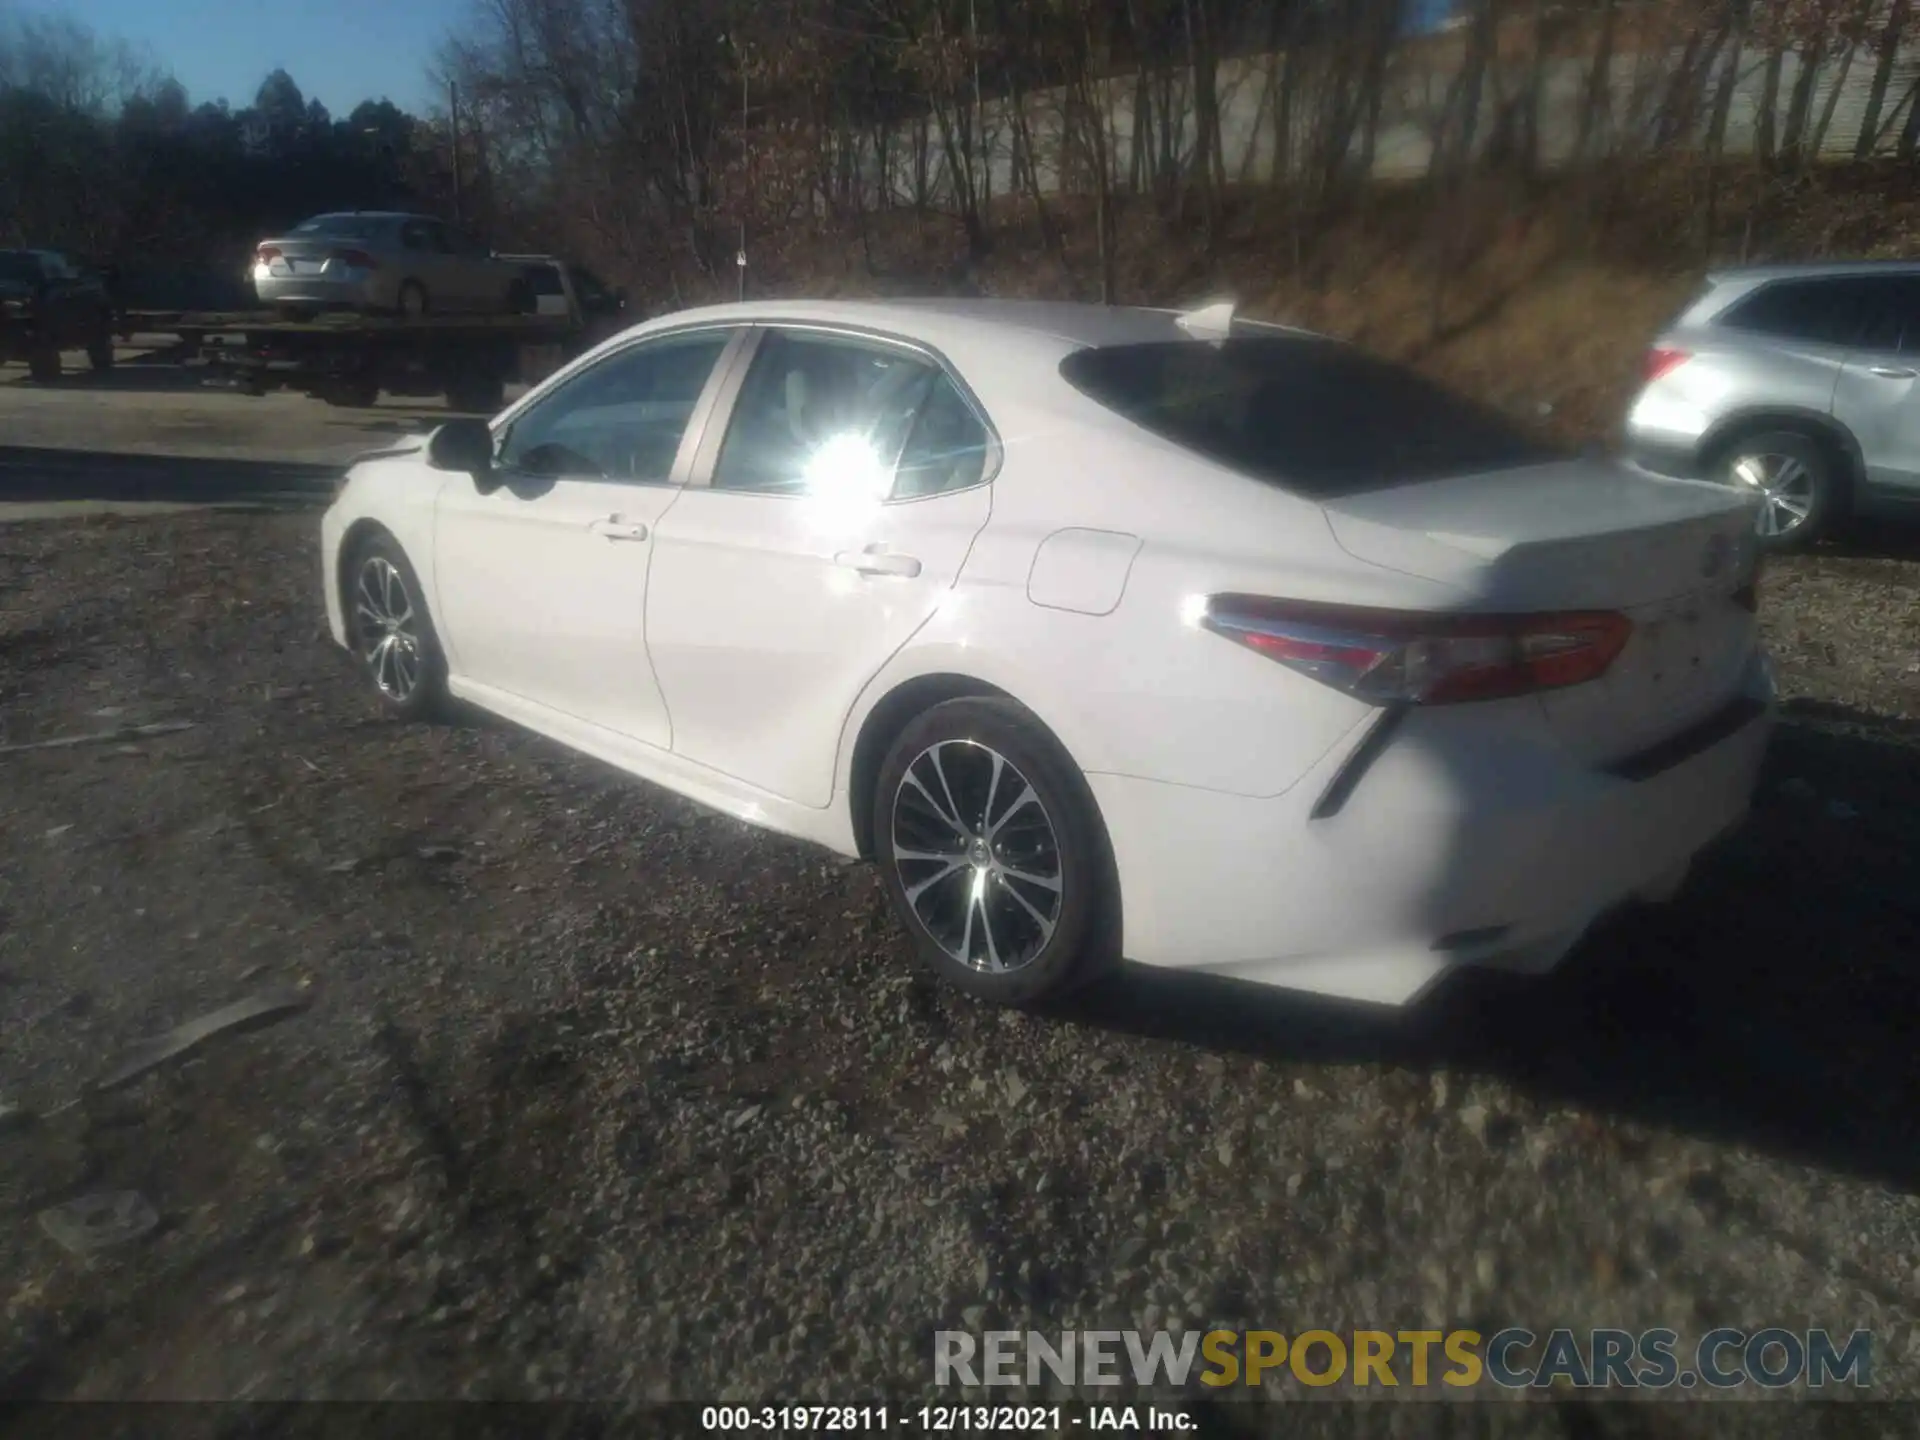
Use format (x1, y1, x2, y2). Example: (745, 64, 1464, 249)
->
(291, 215, 378, 237)
(1058, 338, 1562, 497)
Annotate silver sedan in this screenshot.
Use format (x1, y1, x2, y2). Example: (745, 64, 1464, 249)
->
(251, 212, 528, 318)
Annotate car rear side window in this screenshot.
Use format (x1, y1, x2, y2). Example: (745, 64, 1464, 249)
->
(1719, 277, 1885, 347)
(1057, 338, 1560, 497)
(292, 215, 373, 238)
(713, 330, 951, 497)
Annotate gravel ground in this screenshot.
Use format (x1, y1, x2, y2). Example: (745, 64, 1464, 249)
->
(0, 500, 1917, 1430)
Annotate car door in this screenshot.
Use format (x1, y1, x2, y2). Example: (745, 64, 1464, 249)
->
(431, 325, 745, 748)
(37, 253, 79, 345)
(1832, 275, 1920, 496)
(446, 225, 504, 311)
(645, 324, 997, 808)
(421, 222, 475, 310)
(397, 219, 439, 302)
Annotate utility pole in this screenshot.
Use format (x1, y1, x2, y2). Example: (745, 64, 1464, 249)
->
(971, 0, 983, 206)
(738, 52, 749, 301)
(449, 79, 464, 228)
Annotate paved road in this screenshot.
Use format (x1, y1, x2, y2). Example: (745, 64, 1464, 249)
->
(0, 349, 519, 521)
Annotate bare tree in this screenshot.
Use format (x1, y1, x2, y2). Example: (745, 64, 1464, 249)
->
(1856, 0, 1912, 154)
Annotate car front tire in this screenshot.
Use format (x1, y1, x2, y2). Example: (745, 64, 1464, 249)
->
(873, 697, 1119, 1007)
(344, 532, 448, 721)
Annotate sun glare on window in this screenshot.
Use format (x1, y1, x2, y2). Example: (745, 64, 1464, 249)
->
(799, 429, 891, 533)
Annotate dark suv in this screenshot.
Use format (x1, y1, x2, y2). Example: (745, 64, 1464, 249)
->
(1624, 260, 1920, 548)
(0, 249, 118, 381)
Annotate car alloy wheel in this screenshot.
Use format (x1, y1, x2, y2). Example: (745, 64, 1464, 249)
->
(890, 739, 1065, 974)
(354, 555, 424, 704)
(1730, 449, 1816, 540)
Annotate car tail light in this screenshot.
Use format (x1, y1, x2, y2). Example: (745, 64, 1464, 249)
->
(256, 245, 282, 263)
(1200, 597, 1633, 705)
(335, 248, 379, 270)
(1644, 347, 1691, 382)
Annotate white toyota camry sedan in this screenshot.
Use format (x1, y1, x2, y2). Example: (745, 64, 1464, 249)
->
(319, 298, 1775, 1008)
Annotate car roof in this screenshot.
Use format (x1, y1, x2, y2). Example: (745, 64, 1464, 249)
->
(1705, 258, 1920, 284)
(639, 297, 1319, 354)
(300, 211, 420, 223)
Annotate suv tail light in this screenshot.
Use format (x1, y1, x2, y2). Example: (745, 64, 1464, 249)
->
(1644, 347, 1691, 382)
(335, 248, 379, 270)
(1200, 597, 1633, 705)
(256, 245, 282, 263)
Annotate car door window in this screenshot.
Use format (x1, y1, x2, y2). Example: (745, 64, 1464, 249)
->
(400, 221, 434, 253)
(423, 222, 458, 255)
(711, 330, 947, 496)
(892, 373, 992, 498)
(497, 330, 732, 483)
(1723, 278, 1878, 347)
(569, 266, 619, 315)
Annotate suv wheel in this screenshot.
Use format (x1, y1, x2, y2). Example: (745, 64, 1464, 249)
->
(1715, 430, 1837, 550)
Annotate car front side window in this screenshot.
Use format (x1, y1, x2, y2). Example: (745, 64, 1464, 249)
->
(496, 330, 733, 484)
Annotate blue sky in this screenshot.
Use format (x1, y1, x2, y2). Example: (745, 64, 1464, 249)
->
(56, 0, 1454, 117)
(59, 0, 461, 115)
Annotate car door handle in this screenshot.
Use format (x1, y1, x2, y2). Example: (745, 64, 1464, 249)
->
(1868, 365, 1918, 379)
(834, 547, 923, 578)
(588, 517, 649, 542)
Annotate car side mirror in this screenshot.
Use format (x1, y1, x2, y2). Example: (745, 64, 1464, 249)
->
(427, 418, 496, 484)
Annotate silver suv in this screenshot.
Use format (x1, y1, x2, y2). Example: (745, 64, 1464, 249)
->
(1624, 260, 1920, 549)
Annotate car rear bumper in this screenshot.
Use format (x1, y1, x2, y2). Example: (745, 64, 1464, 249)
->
(254, 269, 384, 310)
(1088, 650, 1776, 1007)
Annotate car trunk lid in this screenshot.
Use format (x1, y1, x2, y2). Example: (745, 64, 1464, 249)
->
(258, 227, 380, 276)
(1320, 459, 1764, 762)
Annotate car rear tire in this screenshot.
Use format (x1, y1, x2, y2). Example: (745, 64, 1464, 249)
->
(27, 345, 59, 382)
(873, 697, 1119, 1007)
(1713, 429, 1839, 551)
(397, 281, 429, 319)
(344, 532, 448, 722)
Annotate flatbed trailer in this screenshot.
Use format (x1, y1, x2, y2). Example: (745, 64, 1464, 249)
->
(122, 308, 591, 413)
